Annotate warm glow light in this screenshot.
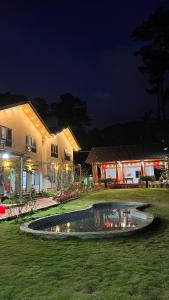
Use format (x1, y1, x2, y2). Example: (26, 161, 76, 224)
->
(54, 164, 59, 171)
(66, 165, 70, 171)
(55, 226, 60, 233)
(3, 161, 10, 168)
(28, 165, 32, 172)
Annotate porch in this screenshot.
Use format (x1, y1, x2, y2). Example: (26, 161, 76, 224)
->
(0, 150, 75, 198)
(86, 144, 168, 187)
(92, 160, 165, 186)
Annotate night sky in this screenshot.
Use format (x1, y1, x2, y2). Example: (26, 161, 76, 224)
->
(0, 0, 169, 127)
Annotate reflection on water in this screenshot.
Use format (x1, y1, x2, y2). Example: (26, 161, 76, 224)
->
(43, 206, 145, 233)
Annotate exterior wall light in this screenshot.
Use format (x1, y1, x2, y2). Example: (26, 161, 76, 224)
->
(2, 153, 9, 159)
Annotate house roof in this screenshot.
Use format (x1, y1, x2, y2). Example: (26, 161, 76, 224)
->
(86, 144, 169, 164)
(61, 127, 81, 151)
(0, 101, 51, 135)
(0, 101, 80, 150)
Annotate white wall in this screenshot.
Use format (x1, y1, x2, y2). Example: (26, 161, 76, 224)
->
(124, 166, 141, 184)
(145, 166, 154, 176)
(105, 167, 121, 179)
(105, 168, 116, 178)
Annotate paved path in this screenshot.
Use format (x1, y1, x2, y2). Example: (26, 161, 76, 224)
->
(0, 197, 58, 220)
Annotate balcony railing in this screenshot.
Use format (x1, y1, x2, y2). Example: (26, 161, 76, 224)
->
(0, 138, 12, 147)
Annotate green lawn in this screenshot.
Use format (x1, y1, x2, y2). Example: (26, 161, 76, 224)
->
(0, 188, 169, 300)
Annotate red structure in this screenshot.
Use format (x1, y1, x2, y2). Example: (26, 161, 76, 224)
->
(0, 205, 6, 213)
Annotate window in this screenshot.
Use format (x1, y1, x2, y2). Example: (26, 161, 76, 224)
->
(64, 150, 71, 161)
(135, 170, 140, 178)
(26, 136, 36, 153)
(51, 144, 58, 158)
(0, 125, 12, 147)
(32, 172, 39, 186)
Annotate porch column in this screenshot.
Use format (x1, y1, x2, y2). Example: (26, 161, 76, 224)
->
(141, 160, 145, 176)
(92, 163, 98, 183)
(19, 156, 23, 199)
(115, 162, 118, 181)
(26, 172, 32, 192)
(100, 164, 106, 180)
(120, 163, 124, 182)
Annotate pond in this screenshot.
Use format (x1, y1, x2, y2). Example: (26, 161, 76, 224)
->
(20, 202, 154, 239)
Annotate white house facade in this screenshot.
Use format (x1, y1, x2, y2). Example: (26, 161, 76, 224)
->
(0, 101, 80, 196)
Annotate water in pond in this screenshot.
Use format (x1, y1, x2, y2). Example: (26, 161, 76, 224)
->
(42, 205, 146, 233)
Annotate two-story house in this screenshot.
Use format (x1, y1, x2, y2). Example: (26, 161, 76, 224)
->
(0, 101, 80, 196)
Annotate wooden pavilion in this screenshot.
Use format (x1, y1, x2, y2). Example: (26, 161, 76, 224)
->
(86, 144, 169, 185)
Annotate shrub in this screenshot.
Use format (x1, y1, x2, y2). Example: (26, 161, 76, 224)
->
(42, 191, 56, 197)
(140, 176, 155, 188)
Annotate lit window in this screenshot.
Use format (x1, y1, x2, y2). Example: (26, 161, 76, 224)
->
(64, 150, 71, 161)
(26, 136, 36, 153)
(0, 125, 12, 147)
(51, 144, 58, 158)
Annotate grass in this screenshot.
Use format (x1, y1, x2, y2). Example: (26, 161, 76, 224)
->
(0, 188, 169, 300)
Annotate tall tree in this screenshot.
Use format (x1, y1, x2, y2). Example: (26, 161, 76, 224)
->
(51, 93, 91, 131)
(33, 97, 50, 119)
(132, 8, 169, 120)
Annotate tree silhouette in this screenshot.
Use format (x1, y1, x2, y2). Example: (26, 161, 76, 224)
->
(0, 92, 28, 106)
(132, 8, 169, 120)
(51, 93, 91, 131)
(32, 97, 50, 119)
